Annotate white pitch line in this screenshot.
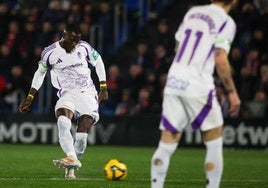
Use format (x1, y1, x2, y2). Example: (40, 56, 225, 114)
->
(0, 178, 266, 182)
(0, 177, 104, 181)
(165, 179, 265, 183)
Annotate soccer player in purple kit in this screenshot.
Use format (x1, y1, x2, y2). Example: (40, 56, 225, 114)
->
(151, 0, 240, 187)
(18, 24, 108, 179)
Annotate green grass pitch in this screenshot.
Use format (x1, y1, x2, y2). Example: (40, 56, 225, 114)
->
(0, 144, 267, 188)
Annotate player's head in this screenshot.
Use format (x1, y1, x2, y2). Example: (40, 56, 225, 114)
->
(211, 0, 233, 3)
(211, 0, 238, 6)
(212, 0, 238, 11)
(61, 24, 81, 53)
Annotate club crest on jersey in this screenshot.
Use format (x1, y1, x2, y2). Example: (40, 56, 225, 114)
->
(77, 52, 82, 59)
(56, 58, 63, 64)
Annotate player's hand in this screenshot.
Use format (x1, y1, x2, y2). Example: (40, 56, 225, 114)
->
(98, 90, 109, 103)
(18, 99, 32, 112)
(228, 91, 241, 117)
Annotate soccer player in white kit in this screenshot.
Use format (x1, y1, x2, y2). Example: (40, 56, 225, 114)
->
(151, 0, 240, 187)
(18, 24, 108, 179)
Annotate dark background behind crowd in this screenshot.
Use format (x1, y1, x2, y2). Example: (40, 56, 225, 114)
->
(0, 0, 268, 119)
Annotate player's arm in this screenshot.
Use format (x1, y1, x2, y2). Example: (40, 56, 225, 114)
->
(91, 50, 108, 103)
(18, 61, 47, 112)
(215, 48, 240, 115)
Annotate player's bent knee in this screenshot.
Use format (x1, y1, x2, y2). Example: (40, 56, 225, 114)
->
(161, 130, 181, 143)
(77, 115, 94, 132)
(202, 126, 223, 142)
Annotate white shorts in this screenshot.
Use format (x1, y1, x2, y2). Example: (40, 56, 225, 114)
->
(160, 90, 223, 132)
(55, 90, 99, 123)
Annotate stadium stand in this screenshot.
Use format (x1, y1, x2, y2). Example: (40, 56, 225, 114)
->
(0, 0, 267, 118)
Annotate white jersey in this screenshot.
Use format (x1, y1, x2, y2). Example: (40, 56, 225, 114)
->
(39, 40, 100, 96)
(164, 4, 236, 97)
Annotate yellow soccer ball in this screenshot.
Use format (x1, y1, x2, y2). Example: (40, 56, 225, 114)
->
(104, 159, 127, 180)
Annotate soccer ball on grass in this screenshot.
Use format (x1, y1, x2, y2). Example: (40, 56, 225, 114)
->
(104, 159, 127, 180)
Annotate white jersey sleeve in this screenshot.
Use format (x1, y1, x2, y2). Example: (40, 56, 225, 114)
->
(30, 44, 56, 90)
(214, 17, 236, 53)
(31, 61, 47, 90)
(175, 20, 185, 42)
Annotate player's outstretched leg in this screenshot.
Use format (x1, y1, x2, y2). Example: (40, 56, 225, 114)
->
(53, 115, 82, 170)
(57, 116, 77, 157)
(151, 141, 178, 188)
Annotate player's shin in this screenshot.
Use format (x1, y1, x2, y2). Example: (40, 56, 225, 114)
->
(74, 132, 88, 160)
(151, 141, 178, 188)
(204, 137, 223, 188)
(57, 116, 77, 159)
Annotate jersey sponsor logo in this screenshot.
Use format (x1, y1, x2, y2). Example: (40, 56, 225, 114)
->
(166, 76, 190, 91)
(61, 63, 83, 71)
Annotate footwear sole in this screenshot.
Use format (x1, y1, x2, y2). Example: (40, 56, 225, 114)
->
(53, 159, 80, 170)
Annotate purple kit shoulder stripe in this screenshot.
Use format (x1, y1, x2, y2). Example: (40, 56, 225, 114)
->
(202, 20, 228, 68)
(218, 20, 227, 33)
(79, 44, 90, 59)
(202, 45, 214, 67)
(79, 40, 92, 50)
(161, 114, 178, 133)
(46, 52, 53, 68)
(41, 43, 56, 60)
(41, 43, 56, 58)
(79, 40, 90, 45)
(191, 90, 213, 130)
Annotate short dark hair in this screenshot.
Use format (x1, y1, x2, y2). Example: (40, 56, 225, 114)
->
(213, 0, 233, 5)
(65, 24, 81, 34)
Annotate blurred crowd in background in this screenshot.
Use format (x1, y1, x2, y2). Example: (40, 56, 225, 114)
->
(0, 0, 268, 119)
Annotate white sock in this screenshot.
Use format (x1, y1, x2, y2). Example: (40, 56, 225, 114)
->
(151, 141, 178, 188)
(204, 137, 223, 188)
(57, 116, 77, 159)
(74, 132, 88, 160)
